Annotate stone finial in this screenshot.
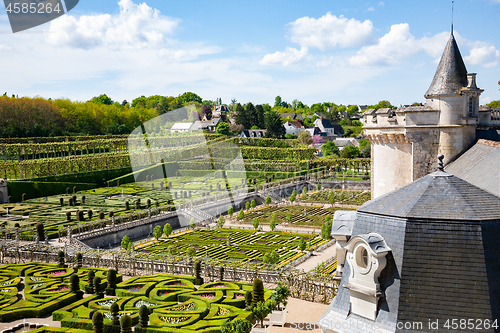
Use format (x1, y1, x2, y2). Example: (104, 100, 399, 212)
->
(438, 154, 445, 171)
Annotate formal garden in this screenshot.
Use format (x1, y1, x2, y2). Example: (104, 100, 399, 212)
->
(296, 189, 371, 206)
(133, 228, 329, 268)
(235, 205, 349, 228)
(0, 261, 294, 333)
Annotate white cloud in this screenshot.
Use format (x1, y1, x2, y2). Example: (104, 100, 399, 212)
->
(46, 0, 179, 50)
(158, 44, 222, 62)
(287, 13, 376, 50)
(366, 7, 375, 12)
(349, 23, 420, 67)
(464, 44, 500, 68)
(378, 2, 385, 6)
(259, 46, 309, 66)
(0, 45, 12, 51)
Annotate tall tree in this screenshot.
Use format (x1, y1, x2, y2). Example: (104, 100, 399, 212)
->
(274, 96, 282, 108)
(255, 104, 265, 129)
(235, 103, 251, 129)
(245, 102, 257, 128)
(264, 110, 286, 138)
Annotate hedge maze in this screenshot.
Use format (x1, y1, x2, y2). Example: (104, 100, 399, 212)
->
(240, 205, 348, 227)
(0, 263, 269, 333)
(0, 262, 121, 322)
(135, 229, 328, 267)
(297, 190, 371, 206)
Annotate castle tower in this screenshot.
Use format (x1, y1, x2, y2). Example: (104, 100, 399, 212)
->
(363, 30, 483, 198)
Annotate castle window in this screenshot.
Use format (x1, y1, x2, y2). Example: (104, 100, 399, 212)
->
(468, 97, 474, 117)
(343, 233, 391, 321)
(356, 246, 369, 269)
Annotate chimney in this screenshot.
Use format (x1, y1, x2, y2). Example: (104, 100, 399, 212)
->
(466, 73, 478, 89)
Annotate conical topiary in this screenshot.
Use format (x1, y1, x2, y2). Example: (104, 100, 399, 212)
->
(110, 302, 119, 326)
(106, 269, 117, 295)
(70, 274, 80, 293)
(193, 261, 203, 285)
(219, 266, 224, 281)
(245, 290, 253, 309)
(57, 250, 65, 268)
(138, 305, 149, 328)
(93, 276, 101, 295)
(92, 311, 103, 333)
(85, 270, 95, 294)
(76, 252, 83, 268)
(252, 278, 264, 305)
(120, 314, 132, 333)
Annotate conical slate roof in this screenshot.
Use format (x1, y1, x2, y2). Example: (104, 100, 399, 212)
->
(425, 33, 468, 97)
(358, 169, 500, 221)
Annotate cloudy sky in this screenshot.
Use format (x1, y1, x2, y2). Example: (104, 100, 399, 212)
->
(0, 0, 499, 106)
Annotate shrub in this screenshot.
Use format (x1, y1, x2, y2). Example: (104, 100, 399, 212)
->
(152, 226, 162, 240)
(167, 245, 176, 255)
(252, 300, 276, 328)
(121, 235, 130, 250)
(270, 282, 290, 309)
(252, 218, 259, 231)
(60, 198, 64, 206)
(88, 210, 93, 219)
(265, 196, 271, 205)
(219, 266, 225, 281)
(66, 212, 71, 221)
(250, 200, 256, 209)
(189, 218, 196, 230)
(99, 212, 105, 219)
(262, 251, 279, 265)
(92, 311, 104, 333)
(252, 278, 264, 305)
(125, 201, 130, 210)
(193, 261, 203, 285)
(76, 252, 83, 268)
(138, 305, 149, 328)
(227, 206, 234, 218)
(36, 223, 44, 241)
(163, 224, 172, 237)
(120, 315, 132, 333)
(186, 247, 196, 257)
(217, 215, 225, 228)
(93, 276, 101, 295)
(238, 210, 244, 220)
(86, 270, 95, 293)
(221, 318, 252, 333)
(58, 250, 65, 267)
(82, 195, 86, 204)
(70, 274, 80, 293)
(109, 211, 114, 218)
(244, 290, 252, 309)
(106, 269, 117, 296)
(298, 238, 306, 252)
(110, 302, 119, 326)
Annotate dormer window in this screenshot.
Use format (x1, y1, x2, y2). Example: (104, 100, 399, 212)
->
(343, 233, 391, 321)
(469, 97, 474, 117)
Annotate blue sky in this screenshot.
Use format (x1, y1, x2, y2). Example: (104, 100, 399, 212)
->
(0, 0, 499, 106)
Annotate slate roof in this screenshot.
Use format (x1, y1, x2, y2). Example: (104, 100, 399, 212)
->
(331, 210, 357, 237)
(358, 169, 500, 221)
(425, 32, 468, 97)
(320, 171, 500, 332)
(445, 139, 500, 197)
